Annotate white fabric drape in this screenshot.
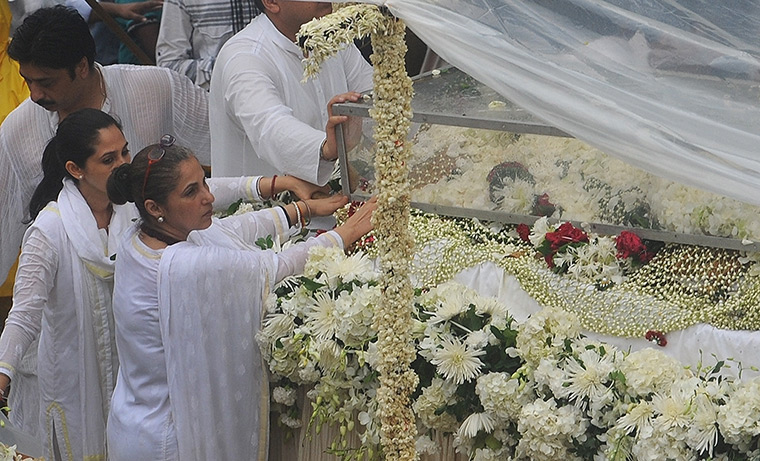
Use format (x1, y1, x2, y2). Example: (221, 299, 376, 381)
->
(155, 217, 343, 460)
(349, 0, 760, 205)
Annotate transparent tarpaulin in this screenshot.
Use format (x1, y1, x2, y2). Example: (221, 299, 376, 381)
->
(346, 0, 760, 206)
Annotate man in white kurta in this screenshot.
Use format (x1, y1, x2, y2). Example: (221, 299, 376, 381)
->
(208, 1, 373, 184)
(0, 6, 210, 283)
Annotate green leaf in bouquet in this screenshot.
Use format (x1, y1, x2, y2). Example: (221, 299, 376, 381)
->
(255, 235, 274, 250)
(412, 354, 436, 397)
(490, 325, 517, 348)
(609, 370, 626, 386)
(453, 306, 486, 333)
(225, 198, 244, 216)
(298, 276, 326, 292)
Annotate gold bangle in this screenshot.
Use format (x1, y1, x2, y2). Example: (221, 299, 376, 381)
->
(301, 200, 312, 226)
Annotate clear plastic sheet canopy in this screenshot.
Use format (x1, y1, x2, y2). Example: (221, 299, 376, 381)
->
(322, 0, 760, 206)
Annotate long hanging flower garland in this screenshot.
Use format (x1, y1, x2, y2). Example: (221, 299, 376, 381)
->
(298, 5, 418, 460)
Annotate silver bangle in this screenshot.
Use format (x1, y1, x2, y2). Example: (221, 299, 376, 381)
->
(294, 202, 303, 230)
(255, 176, 263, 199)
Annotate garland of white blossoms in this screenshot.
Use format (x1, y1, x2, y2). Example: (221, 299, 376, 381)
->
(299, 5, 418, 460)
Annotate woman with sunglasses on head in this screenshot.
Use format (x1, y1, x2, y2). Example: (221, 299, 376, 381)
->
(0, 108, 331, 460)
(105, 138, 375, 460)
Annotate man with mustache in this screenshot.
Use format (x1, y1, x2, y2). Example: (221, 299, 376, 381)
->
(0, 5, 211, 283)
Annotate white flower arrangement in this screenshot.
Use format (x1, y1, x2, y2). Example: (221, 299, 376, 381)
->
(261, 246, 760, 460)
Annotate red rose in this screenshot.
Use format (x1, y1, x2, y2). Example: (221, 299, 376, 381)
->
(517, 223, 531, 242)
(616, 231, 647, 260)
(546, 222, 588, 251)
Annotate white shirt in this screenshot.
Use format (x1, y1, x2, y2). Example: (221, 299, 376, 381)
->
(108, 211, 343, 460)
(0, 64, 211, 282)
(209, 14, 373, 184)
(156, 0, 260, 90)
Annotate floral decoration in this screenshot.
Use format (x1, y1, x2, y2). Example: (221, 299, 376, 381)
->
(298, 5, 418, 460)
(261, 246, 760, 461)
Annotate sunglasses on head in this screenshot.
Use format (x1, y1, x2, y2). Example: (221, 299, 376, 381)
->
(142, 134, 176, 198)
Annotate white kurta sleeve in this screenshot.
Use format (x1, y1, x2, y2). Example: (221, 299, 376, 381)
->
(207, 176, 263, 210)
(272, 231, 343, 283)
(212, 207, 291, 246)
(219, 53, 332, 185)
(0, 228, 58, 380)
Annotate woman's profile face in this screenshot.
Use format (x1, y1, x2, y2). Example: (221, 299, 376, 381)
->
(159, 157, 215, 240)
(78, 125, 130, 197)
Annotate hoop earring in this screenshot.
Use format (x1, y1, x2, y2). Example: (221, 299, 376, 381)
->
(157, 216, 165, 223)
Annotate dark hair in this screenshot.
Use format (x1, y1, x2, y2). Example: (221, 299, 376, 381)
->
(8, 5, 96, 77)
(27, 109, 122, 221)
(230, 0, 260, 33)
(107, 141, 194, 221)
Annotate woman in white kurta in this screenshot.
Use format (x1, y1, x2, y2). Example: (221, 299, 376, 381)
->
(106, 140, 375, 460)
(0, 109, 325, 460)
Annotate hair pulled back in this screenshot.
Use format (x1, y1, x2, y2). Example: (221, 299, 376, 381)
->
(107, 141, 194, 222)
(27, 109, 121, 221)
(9, 6, 96, 75)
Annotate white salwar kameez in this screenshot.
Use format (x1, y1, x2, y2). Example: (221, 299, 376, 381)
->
(0, 179, 136, 460)
(108, 209, 343, 461)
(0, 176, 266, 458)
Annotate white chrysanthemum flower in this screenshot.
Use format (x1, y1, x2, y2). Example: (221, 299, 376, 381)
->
(474, 296, 510, 330)
(304, 291, 339, 340)
(557, 348, 616, 408)
(617, 401, 654, 436)
(321, 251, 378, 285)
(259, 313, 296, 345)
(651, 391, 691, 432)
(686, 393, 719, 456)
(458, 412, 496, 439)
(430, 292, 470, 324)
(430, 335, 486, 385)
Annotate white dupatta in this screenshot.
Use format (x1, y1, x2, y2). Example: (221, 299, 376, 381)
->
(53, 179, 137, 458)
(157, 225, 274, 461)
